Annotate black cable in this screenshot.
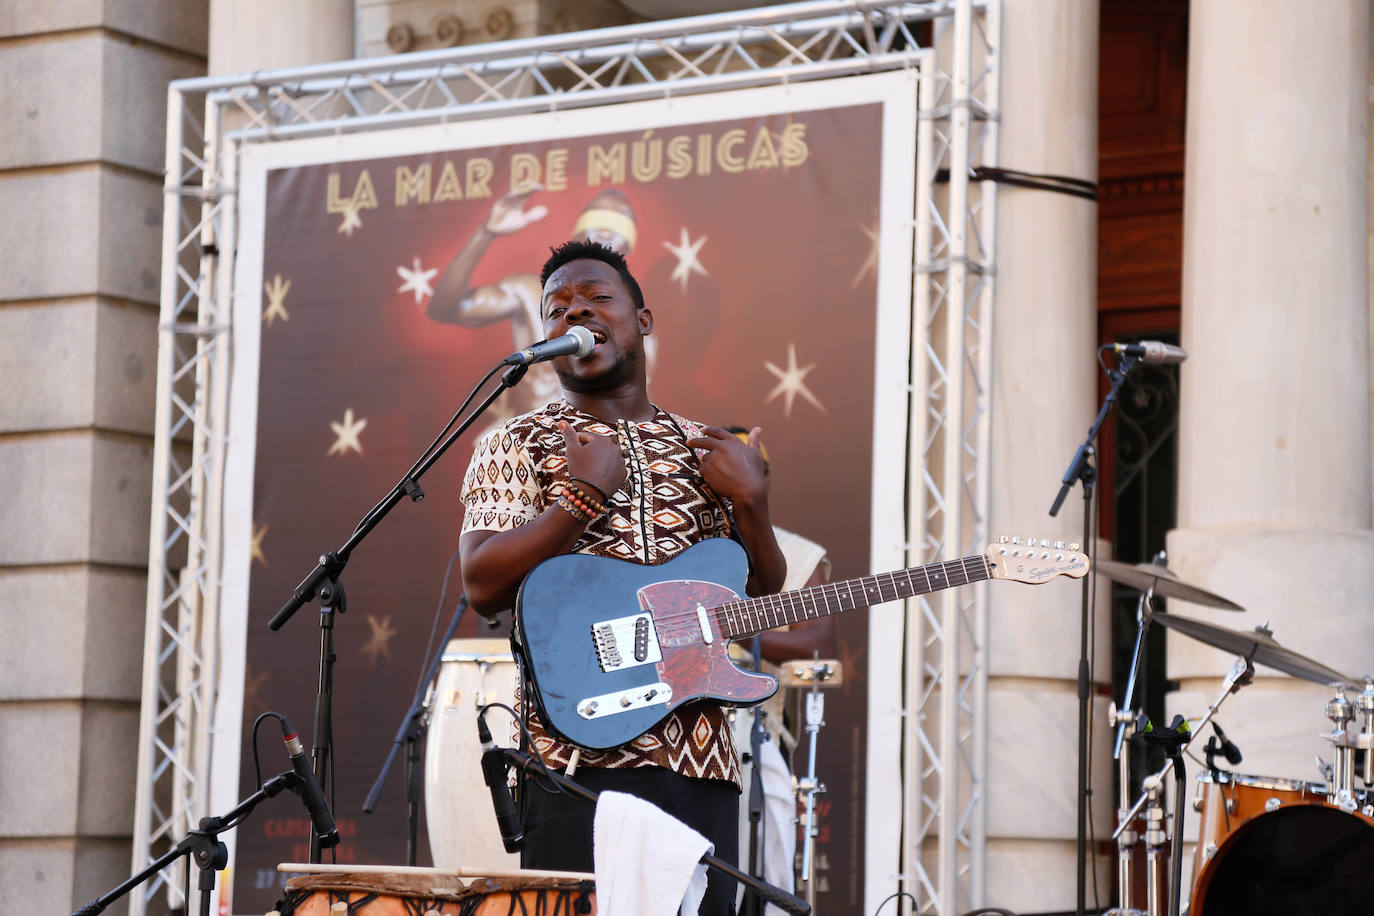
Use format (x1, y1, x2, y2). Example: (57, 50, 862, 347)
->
(250, 711, 289, 789)
(873, 890, 919, 915)
(478, 701, 563, 796)
(961, 909, 1019, 916)
(935, 165, 1098, 201)
(413, 546, 465, 698)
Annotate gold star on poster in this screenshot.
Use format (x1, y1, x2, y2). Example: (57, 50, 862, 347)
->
(360, 614, 397, 668)
(263, 275, 291, 326)
(337, 203, 363, 236)
(764, 343, 827, 417)
(250, 522, 269, 567)
(851, 219, 880, 289)
(327, 407, 367, 456)
(663, 227, 709, 292)
(396, 256, 438, 304)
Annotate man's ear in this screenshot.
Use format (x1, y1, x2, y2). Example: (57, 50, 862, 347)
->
(638, 307, 654, 335)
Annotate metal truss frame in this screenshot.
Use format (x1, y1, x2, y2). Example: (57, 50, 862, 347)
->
(134, 1, 998, 912)
(905, 1, 999, 914)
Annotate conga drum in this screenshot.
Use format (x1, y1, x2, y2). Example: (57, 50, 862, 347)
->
(424, 639, 518, 869)
(273, 865, 595, 915)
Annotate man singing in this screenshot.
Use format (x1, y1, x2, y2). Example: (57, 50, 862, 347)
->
(458, 239, 786, 914)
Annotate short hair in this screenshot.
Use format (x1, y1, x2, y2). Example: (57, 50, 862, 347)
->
(540, 239, 645, 312)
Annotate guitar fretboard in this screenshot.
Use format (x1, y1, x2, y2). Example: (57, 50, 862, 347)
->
(714, 554, 994, 640)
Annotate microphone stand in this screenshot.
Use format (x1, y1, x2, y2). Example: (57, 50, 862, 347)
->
(740, 634, 767, 916)
(1049, 349, 1139, 916)
(363, 595, 470, 865)
(499, 745, 812, 916)
(268, 361, 530, 864)
(72, 773, 295, 916)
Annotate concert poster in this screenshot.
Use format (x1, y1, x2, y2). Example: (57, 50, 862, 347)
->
(217, 72, 918, 914)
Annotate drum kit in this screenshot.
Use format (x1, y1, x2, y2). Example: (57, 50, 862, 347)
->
(1097, 557, 1374, 916)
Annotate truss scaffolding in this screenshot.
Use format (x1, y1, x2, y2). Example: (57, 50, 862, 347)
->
(136, 2, 999, 913)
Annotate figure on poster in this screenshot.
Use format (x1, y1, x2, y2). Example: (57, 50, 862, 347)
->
(429, 187, 657, 414)
(458, 240, 786, 915)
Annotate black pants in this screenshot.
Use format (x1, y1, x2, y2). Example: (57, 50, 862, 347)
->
(519, 765, 739, 915)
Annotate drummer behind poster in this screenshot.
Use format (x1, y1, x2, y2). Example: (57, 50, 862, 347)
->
(457, 240, 786, 916)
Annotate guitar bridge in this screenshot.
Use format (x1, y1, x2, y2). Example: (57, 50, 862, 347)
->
(591, 612, 662, 673)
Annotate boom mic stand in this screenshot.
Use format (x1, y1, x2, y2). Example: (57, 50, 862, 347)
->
(363, 595, 470, 864)
(73, 773, 296, 916)
(497, 744, 812, 916)
(1049, 348, 1140, 916)
(267, 361, 530, 863)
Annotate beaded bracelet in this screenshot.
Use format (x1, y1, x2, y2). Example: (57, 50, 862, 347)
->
(562, 481, 606, 516)
(567, 475, 610, 503)
(556, 492, 597, 524)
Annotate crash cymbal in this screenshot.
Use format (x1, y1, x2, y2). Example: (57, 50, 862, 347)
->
(1095, 559, 1244, 610)
(1150, 612, 1356, 686)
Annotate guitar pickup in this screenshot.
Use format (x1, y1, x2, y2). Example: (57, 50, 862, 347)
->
(591, 613, 663, 673)
(578, 682, 673, 719)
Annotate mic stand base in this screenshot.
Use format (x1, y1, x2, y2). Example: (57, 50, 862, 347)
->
(500, 747, 811, 916)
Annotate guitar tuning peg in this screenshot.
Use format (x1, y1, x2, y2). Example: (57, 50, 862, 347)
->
(1054, 540, 1065, 549)
(998, 535, 1009, 544)
(1069, 542, 1081, 552)
(1012, 537, 1022, 546)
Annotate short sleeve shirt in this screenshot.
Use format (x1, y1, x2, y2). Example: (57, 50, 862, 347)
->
(460, 399, 742, 786)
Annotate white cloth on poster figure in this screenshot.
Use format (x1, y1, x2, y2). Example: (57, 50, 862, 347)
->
(737, 730, 798, 916)
(594, 789, 712, 916)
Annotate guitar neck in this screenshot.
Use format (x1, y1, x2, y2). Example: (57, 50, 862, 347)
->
(717, 554, 994, 640)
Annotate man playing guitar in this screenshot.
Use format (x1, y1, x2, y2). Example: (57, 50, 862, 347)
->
(458, 239, 786, 915)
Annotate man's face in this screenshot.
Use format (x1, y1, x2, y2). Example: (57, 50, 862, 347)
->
(541, 258, 652, 392)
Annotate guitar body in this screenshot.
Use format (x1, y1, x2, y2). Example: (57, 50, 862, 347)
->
(514, 538, 777, 751)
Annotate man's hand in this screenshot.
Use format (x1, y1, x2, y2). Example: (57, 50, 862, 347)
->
(486, 187, 548, 235)
(685, 426, 770, 509)
(560, 421, 626, 497)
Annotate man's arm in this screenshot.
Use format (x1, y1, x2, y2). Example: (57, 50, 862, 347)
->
(428, 189, 546, 326)
(460, 421, 627, 615)
(686, 426, 786, 597)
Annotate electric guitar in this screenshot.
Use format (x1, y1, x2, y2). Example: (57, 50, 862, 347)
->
(513, 536, 1088, 750)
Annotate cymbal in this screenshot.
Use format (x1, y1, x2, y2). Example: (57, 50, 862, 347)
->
(1150, 612, 1356, 686)
(1095, 559, 1244, 610)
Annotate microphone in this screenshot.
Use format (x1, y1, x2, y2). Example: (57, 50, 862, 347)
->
(504, 327, 595, 365)
(1113, 340, 1188, 366)
(1211, 721, 1243, 766)
(279, 717, 341, 848)
(477, 714, 524, 853)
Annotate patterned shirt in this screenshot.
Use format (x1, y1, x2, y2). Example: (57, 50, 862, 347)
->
(460, 399, 742, 786)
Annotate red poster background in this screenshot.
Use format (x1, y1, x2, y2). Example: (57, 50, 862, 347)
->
(234, 100, 887, 913)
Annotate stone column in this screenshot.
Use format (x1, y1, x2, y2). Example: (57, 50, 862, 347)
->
(209, 0, 354, 74)
(1170, 0, 1374, 892)
(984, 0, 1112, 910)
(0, 4, 208, 913)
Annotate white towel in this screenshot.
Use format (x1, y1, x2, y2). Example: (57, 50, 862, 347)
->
(594, 790, 713, 916)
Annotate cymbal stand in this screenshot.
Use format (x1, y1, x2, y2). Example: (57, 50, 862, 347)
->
(1141, 775, 1166, 916)
(795, 663, 833, 909)
(1106, 568, 1160, 916)
(1359, 678, 1374, 790)
(1113, 655, 1255, 916)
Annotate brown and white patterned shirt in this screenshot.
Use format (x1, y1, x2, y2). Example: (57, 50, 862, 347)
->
(460, 399, 742, 787)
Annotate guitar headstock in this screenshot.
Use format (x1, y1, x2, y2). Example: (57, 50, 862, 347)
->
(986, 536, 1090, 584)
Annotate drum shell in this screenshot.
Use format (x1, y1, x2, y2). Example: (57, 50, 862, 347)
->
(1189, 771, 1374, 915)
(424, 639, 518, 869)
(279, 872, 596, 914)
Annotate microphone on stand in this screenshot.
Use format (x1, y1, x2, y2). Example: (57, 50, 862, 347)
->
(1210, 721, 1243, 765)
(477, 713, 524, 853)
(279, 717, 341, 848)
(1112, 340, 1188, 366)
(504, 327, 595, 366)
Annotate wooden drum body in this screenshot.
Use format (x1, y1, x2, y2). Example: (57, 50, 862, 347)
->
(274, 867, 595, 915)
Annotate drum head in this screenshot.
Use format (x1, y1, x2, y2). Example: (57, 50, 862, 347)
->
(1192, 804, 1374, 915)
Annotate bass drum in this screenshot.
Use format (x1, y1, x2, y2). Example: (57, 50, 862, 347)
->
(424, 639, 519, 870)
(1189, 772, 1374, 915)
